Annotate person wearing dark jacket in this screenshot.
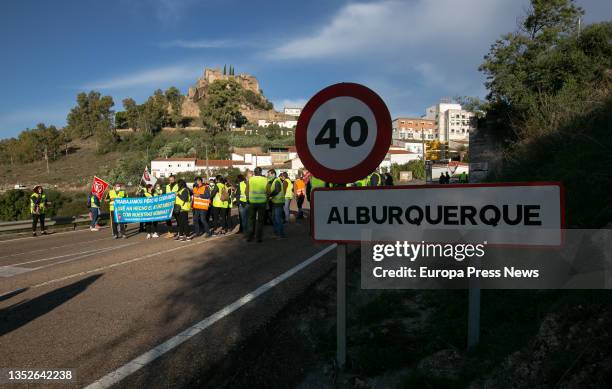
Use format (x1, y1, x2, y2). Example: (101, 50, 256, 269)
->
(384, 173, 394, 186)
(267, 169, 286, 239)
(137, 186, 146, 233)
(175, 179, 192, 241)
(235, 174, 249, 233)
(89, 192, 100, 231)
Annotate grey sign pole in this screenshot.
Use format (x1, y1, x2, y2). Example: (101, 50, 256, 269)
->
(337, 244, 347, 369)
(467, 287, 481, 348)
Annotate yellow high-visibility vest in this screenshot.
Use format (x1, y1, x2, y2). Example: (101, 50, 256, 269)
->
(30, 193, 47, 214)
(239, 181, 247, 202)
(248, 176, 268, 204)
(284, 179, 293, 199)
(175, 188, 192, 212)
(270, 178, 285, 204)
(310, 177, 326, 189)
(166, 183, 179, 193)
(212, 183, 227, 208)
(108, 189, 126, 211)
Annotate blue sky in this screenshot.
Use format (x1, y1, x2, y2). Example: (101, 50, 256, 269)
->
(1, 0, 610, 139)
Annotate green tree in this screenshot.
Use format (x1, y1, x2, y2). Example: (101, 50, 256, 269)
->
(122, 97, 139, 130)
(199, 79, 246, 136)
(115, 111, 128, 129)
(66, 91, 115, 139)
(164, 86, 185, 128)
(454, 96, 489, 117)
(0, 190, 30, 221)
(477, 0, 612, 226)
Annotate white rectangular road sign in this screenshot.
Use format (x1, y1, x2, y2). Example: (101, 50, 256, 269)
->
(312, 182, 564, 246)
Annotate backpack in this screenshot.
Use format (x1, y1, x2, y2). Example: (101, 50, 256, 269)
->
(220, 187, 229, 202)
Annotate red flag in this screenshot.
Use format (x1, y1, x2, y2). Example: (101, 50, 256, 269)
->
(91, 176, 109, 200)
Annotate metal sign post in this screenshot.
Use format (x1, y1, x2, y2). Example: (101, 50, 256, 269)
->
(467, 287, 481, 348)
(296, 83, 392, 371)
(336, 244, 347, 369)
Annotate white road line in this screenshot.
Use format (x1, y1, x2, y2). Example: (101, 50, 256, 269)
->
(0, 236, 111, 259)
(0, 235, 226, 299)
(0, 226, 109, 243)
(30, 243, 139, 270)
(5, 243, 135, 267)
(84, 243, 337, 389)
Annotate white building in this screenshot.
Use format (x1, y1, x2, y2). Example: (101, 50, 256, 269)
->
(379, 149, 421, 170)
(393, 139, 425, 155)
(424, 102, 461, 142)
(283, 107, 302, 117)
(443, 109, 477, 141)
(231, 152, 273, 169)
(257, 119, 297, 129)
(424, 101, 477, 142)
(151, 157, 252, 178)
(151, 158, 199, 178)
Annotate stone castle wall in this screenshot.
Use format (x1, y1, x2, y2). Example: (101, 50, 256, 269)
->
(182, 67, 263, 118)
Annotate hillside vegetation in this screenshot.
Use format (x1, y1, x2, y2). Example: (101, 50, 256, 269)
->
(477, 0, 612, 227)
(0, 73, 292, 194)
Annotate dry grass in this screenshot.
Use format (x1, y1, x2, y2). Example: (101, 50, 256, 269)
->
(0, 139, 120, 191)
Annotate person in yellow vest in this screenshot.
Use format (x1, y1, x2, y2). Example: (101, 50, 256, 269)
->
(306, 175, 327, 203)
(30, 185, 49, 237)
(368, 171, 383, 186)
(281, 172, 293, 223)
(89, 192, 100, 232)
(210, 175, 229, 234)
(154, 182, 163, 196)
(174, 179, 192, 241)
(235, 174, 249, 233)
(245, 167, 268, 242)
(225, 179, 234, 231)
(294, 174, 306, 219)
(164, 175, 180, 238)
(192, 176, 211, 237)
(107, 182, 127, 239)
(267, 169, 286, 239)
(142, 184, 160, 239)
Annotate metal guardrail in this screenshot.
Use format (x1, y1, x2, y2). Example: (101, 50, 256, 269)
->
(0, 213, 109, 233)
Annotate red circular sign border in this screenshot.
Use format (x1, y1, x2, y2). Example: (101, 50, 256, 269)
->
(295, 82, 391, 184)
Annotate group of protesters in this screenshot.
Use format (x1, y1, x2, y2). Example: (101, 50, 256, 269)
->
(95, 168, 308, 242)
(29, 168, 395, 240)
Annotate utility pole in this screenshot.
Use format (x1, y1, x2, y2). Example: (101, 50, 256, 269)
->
(205, 143, 210, 178)
(44, 145, 49, 174)
(421, 130, 426, 162)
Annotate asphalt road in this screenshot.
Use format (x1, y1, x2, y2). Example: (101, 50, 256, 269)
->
(0, 212, 336, 388)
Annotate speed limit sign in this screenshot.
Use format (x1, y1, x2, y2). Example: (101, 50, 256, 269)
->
(295, 83, 391, 184)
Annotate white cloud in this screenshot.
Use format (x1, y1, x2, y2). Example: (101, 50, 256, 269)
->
(272, 98, 307, 110)
(268, 0, 525, 60)
(161, 39, 241, 49)
(83, 64, 201, 90)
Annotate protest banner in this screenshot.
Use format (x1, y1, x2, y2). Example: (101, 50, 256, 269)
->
(113, 193, 175, 223)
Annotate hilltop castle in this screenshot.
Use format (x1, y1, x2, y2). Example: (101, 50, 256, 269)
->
(181, 67, 294, 124)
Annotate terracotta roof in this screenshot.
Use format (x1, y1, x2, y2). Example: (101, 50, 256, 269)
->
(153, 158, 197, 162)
(195, 159, 250, 167)
(387, 150, 416, 155)
(393, 117, 435, 122)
